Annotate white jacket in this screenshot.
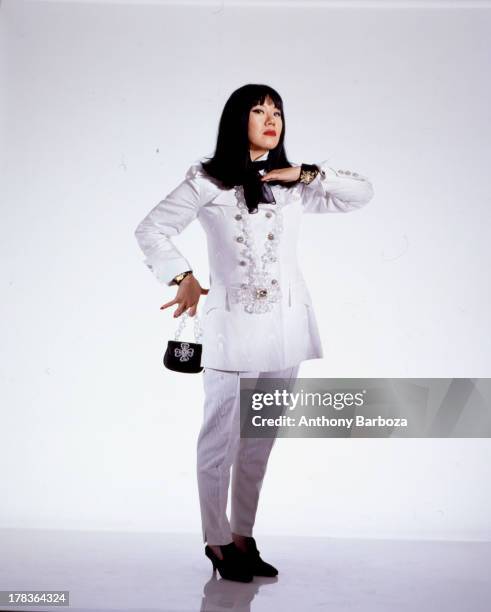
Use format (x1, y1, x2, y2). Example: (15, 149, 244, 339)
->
(135, 153, 374, 371)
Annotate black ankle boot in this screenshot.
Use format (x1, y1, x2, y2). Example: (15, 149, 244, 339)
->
(205, 542, 253, 582)
(239, 536, 278, 577)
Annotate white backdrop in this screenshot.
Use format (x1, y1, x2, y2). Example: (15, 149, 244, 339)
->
(1, 0, 490, 541)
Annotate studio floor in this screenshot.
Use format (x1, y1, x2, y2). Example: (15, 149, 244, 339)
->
(1, 528, 490, 612)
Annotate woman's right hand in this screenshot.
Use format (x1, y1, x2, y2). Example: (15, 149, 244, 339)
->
(160, 274, 209, 318)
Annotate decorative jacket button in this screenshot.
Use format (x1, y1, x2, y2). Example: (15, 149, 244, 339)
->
(265, 211, 272, 218)
(345, 170, 351, 175)
(267, 233, 274, 240)
(338, 169, 344, 174)
(239, 260, 247, 266)
(236, 236, 244, 243)
(234, 214, 242, 220)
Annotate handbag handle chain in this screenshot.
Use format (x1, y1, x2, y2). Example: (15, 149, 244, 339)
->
(174, 311, 203, 343)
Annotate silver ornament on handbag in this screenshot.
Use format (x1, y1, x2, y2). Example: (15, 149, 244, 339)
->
(163, 311, 204, 373)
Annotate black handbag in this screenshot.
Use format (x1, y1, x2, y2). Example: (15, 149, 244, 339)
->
(163, 311, 203, 374)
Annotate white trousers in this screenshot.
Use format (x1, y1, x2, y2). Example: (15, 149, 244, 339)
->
(196, 364, 300, 545)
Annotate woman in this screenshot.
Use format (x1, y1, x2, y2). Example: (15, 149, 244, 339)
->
(134, 83, 374, 582)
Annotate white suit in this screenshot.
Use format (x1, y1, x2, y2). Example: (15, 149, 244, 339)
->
(134, 152, 374, 372)
(135, 152, 373, 545)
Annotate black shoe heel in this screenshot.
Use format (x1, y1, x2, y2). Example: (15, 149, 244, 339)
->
(204, 546, 216, 570)
(204, 543, 253, 583)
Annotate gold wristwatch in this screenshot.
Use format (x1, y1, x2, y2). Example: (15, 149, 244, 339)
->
(172, 270, 193, 286)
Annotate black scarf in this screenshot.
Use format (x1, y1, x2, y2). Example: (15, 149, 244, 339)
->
(242, 157, 276, 214)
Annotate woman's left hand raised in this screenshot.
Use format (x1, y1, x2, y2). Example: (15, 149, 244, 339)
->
(260, 166, 301, 183)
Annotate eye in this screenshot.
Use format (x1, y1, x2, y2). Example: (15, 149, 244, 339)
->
(252, 108, 282, 117)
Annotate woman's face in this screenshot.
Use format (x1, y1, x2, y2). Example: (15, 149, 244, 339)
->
(248, 96, 283, 159)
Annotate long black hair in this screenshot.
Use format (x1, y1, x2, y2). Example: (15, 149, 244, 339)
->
(201, 84, 296, 189)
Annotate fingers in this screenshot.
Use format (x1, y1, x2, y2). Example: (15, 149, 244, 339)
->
(261, 168, 299, 182)
(161, 289, 206, 316)
(262, 169, 280, 180)
(173, 302, 199, 318)
(160, 298, 188, 317)
(160, 298, 178, 310)
(173, 306, 185, 318)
